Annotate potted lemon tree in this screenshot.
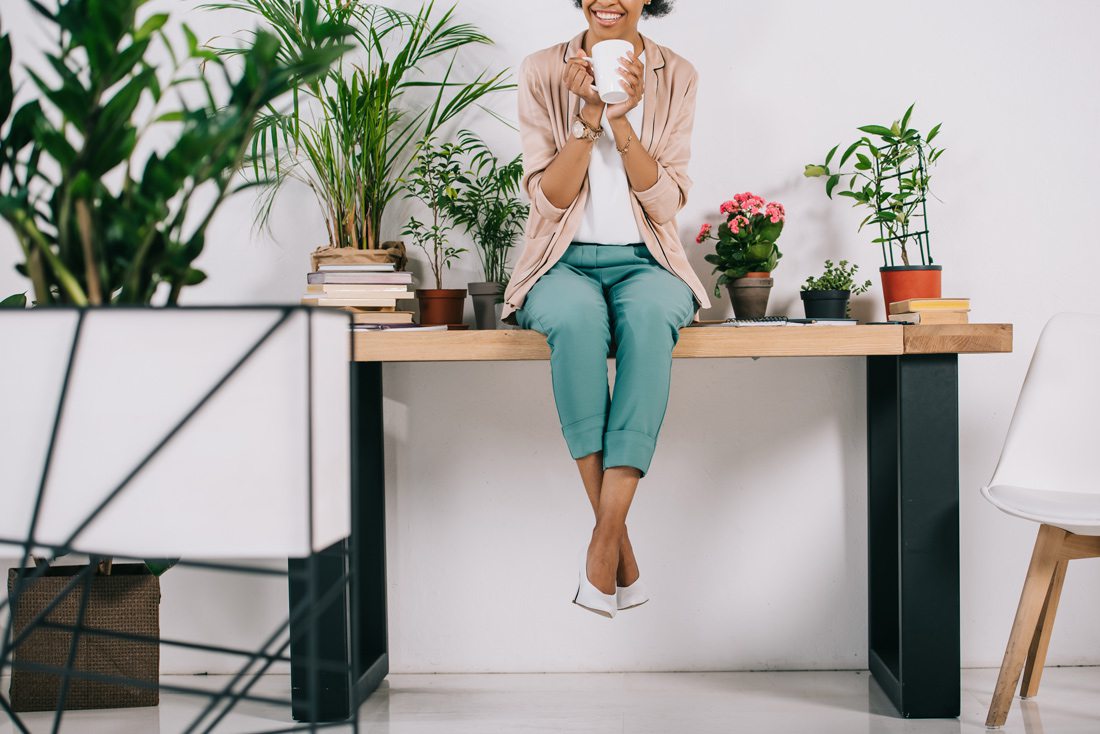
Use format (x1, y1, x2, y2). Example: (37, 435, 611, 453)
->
(401, 136, 474, 326)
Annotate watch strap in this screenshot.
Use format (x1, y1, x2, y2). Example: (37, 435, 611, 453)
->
(575, 113, 603, 140)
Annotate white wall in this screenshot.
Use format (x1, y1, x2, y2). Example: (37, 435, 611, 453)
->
(2, 0, 1100, 674)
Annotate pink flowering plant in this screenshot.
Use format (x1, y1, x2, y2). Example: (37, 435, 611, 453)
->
(696, 192, 786, 297)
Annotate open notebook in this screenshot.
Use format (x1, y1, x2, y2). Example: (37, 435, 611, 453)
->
(690, 316, 859, 328)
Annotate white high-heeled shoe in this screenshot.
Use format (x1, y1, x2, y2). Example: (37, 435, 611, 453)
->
(616, 575, 650, 610)
(572, 546, 617, 618)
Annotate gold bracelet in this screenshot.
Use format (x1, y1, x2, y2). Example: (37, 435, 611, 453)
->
(616, 133, 633, 155)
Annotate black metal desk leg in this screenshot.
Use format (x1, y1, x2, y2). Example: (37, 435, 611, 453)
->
(867, 354, 961, 718)
(289, 361, 389, 722)
(349, 361, 390, 704)
(289, 541, 352, 722)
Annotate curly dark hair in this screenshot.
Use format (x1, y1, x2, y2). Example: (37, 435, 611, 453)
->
(572, 0, 675, 18)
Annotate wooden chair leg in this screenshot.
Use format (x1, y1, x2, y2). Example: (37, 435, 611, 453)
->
(1020, 559, 1068, 698)
(986, 524, 1068, 728)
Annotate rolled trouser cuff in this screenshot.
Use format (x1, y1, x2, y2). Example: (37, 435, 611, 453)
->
(602, 429, 657, 478)
(562, 413, 606, 460)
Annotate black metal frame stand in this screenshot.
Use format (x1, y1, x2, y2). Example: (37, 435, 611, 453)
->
(867, 354, 961, 718)
(1, 306, 359, 733)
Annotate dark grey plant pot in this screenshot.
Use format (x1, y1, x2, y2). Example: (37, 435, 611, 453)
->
(468, 281, 504, 330)
(801, 289, 851, 319)
(725, 277, 773, 320)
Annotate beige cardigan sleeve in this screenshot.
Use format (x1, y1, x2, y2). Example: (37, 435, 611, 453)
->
(518, 56, 569, 223)
(631, 68, 699, 226)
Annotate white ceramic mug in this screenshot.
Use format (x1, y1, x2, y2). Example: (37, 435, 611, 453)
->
(585, 39, 634, 104)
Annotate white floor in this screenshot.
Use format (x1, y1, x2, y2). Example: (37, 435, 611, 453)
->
(2, 668, 1097, 733)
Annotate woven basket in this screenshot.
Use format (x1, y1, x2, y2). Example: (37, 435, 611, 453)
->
(6, 563, 161, 712)
(309, 241, 408, 272)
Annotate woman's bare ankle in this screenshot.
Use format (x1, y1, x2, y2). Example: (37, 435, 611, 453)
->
(616, 529, 640, 587)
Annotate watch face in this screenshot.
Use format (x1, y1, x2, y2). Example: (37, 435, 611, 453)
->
(572, 119, 585, 139)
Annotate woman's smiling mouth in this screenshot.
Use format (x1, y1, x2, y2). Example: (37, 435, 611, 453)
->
(592, 8, 624, 26)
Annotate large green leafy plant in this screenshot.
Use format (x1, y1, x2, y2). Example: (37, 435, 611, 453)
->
(444, 130, 526, 289)
(0, 0, 343, 306)
(804, 103, 944, 267)
(207, 0, 514, 252)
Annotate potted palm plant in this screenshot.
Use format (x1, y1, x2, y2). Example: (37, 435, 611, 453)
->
(800, 259, 873, 319)
(696, 192, 787, 319)
(804, 103, 945, 317)
(444, 131, 528, 330)
(401, 136, 472, 326)
(0, 0, 336, 711)
(205, 0, 514, 271)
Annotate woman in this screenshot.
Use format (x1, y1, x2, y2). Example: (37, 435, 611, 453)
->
(499, 0, 712, 618)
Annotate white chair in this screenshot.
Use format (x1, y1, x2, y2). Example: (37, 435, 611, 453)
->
(981, 312, 1100, 728)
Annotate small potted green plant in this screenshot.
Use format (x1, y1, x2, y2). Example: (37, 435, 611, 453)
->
(804, 103, 944, 317)
(402, 135, 473, 326)
(444, 131, 528, 330)
(696, 192, 786, 319)
(801, 260, 872, 319)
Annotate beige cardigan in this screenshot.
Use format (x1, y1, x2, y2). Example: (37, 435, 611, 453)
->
(499, 30, 713, 326)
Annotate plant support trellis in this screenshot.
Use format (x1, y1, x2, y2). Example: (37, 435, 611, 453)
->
(873, 139, 932, 268)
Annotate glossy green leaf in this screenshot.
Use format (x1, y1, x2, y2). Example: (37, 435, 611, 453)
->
(144, 559, 179, 576)
(134, 12, 169, 41)
(838, 140, 862, 169)
(0, 292, 27, 308)
(900, 102, 914, 132)
(858, 124, 894, 137)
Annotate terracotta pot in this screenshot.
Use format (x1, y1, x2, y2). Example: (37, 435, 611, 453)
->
(725, 277, 773, 319)
(416, 288, 467, 326)
(744, 271, 772, 279)
(879, 266, 942, 318)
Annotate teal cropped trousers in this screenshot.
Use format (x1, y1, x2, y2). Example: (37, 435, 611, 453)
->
(515, 242, 699, 478)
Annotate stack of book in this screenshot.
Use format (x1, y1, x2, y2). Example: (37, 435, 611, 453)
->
(300, 263, 416, 327)
(887, 298, 971, 324)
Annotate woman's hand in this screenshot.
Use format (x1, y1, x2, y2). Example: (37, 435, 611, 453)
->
(606, 50, 645, 120)
(564, 50, 604, 109)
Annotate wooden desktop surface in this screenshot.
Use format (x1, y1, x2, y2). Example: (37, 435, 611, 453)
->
(352, 323, 1013, 363)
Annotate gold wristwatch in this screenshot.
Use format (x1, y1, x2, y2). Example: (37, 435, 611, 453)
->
(572, 113, 603, 142)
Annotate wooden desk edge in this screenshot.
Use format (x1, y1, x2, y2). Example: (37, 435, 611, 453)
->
(352, 323, 1013, 362)
(903, 323, 1013, 355)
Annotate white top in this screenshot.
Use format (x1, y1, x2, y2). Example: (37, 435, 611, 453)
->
(573, 50, 646, 245)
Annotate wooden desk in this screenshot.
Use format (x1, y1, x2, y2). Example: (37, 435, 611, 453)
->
(350, 323, 1011, 361)
(290, 324, 1013, 721)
